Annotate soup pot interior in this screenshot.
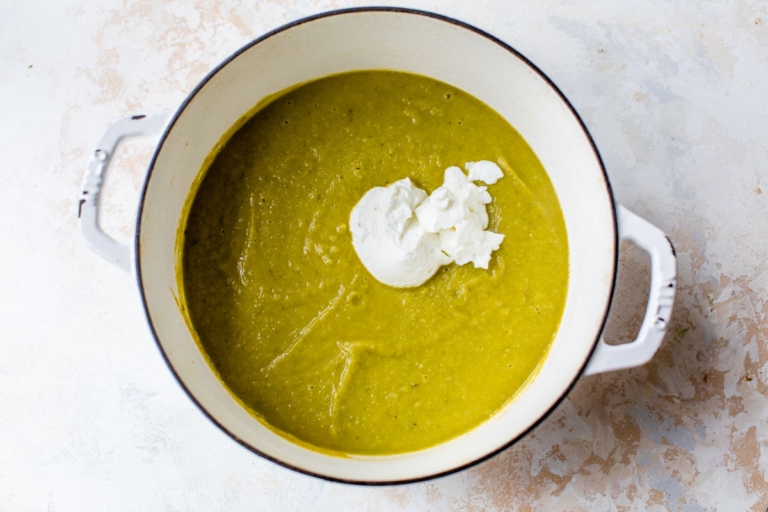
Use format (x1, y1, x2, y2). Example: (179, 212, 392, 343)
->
(137, 9, 616, 483)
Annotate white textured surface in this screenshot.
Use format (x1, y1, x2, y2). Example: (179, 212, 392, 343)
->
(1, 0, 766, 510)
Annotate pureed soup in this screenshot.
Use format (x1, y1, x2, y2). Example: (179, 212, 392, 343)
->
(178, 70, 568, 455)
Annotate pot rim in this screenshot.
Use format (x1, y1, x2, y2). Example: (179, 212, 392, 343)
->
(135, 6, 619, 485)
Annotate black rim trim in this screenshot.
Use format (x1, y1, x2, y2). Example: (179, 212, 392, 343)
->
(135, 6, 620, 486)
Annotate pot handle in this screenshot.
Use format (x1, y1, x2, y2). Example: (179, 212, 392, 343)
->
(78, 113, 171, 272)
(583, 205, 677, 375)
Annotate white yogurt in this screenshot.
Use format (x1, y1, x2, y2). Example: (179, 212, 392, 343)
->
(350, 161, 504, 288)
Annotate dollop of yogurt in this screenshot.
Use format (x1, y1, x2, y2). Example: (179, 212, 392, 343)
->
(350, 161, 505, 288)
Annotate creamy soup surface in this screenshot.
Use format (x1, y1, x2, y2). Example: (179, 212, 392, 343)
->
(179, 70, 569, 455)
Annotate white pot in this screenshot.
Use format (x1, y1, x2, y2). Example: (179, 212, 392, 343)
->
(79, 8, 677, 484)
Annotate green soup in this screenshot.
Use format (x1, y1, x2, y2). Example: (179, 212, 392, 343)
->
(179, 70, 568, 455)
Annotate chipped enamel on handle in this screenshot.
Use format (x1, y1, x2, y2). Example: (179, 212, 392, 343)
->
(584, 205, 677, 375)
(78, 113, 171, 272)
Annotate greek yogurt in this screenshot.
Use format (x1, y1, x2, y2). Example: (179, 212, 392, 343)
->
(350, 161, 505, 288)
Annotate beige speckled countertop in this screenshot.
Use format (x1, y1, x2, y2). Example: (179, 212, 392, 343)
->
(2, 0, 766, 510)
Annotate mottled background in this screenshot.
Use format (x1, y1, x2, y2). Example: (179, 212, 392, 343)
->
(1, 0, 766, 510)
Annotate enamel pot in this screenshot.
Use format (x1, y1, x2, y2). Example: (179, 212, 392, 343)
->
(78, 8, 677, 484)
